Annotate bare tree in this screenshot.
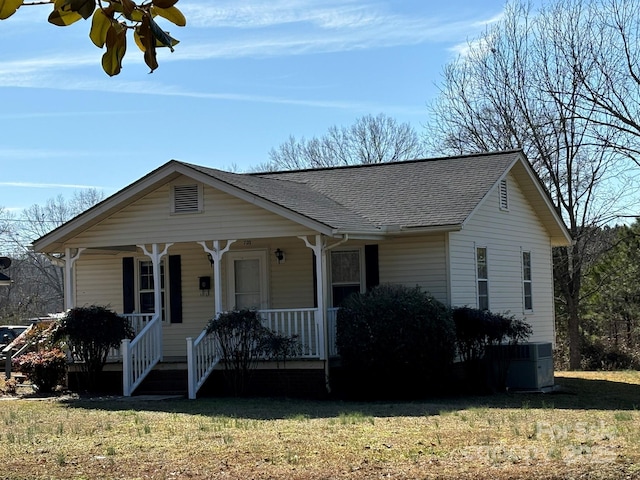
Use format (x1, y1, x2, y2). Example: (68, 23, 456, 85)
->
(427, 0, 638, 369)
(568, 0, 640, 160)
(0, 189, 105, 321)
(262, 114, 425, 171)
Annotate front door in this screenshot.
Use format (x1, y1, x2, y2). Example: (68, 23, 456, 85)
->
(227, 251, 268, 310)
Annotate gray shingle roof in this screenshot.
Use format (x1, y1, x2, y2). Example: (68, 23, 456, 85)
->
(182, 150, 521, 232)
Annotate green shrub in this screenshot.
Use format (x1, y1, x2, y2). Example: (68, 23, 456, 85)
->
(452, 307, 532, 391)
(206, 309, 271, 395)
(336, 284, 456, 398)
(13, 348, 67, 393)
(453, 307, 532, 362)
(54, 305, 134, 391)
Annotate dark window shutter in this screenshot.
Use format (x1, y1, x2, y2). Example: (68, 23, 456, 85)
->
(169, 255, 182, 323)
(312, 252, 318, 308)
(365, 244, 379, 291)
(122, 257, 135, 314)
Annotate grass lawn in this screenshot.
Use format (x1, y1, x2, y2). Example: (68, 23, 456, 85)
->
(1, 371, 639, 479)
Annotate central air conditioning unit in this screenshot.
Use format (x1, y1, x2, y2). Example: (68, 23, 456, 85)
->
(493, 342, 554, 390)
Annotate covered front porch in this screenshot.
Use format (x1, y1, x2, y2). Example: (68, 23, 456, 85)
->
(63, 234, 355, 398)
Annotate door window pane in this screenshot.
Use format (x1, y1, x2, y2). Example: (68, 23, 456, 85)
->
(234, 258, 261, 309)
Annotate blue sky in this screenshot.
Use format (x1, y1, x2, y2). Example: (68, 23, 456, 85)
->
(0, 0, 505, 213)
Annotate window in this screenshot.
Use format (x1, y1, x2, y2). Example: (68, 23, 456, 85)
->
(499, 179, 509, 210)
(330, 250, 362, 307)
(522, 251, 533, 311)
(172, 184, 202, 213)
(476, 247, 489, 310)
(139, 260, 165, 319)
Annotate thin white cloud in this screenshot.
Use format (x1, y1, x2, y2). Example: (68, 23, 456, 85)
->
(0, 74, 425, 116)
(0, 2, 503, 77)
(181, 0, 380, 29)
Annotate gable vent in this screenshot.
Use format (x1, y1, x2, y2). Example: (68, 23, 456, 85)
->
(173, 184, 200, 213)
(499, 179, 509, 210)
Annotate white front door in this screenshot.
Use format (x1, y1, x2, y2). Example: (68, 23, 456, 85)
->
(227, 251, 268, 310)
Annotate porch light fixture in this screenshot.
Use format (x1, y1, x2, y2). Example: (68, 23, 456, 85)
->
(207, 253, 214, 265)
(274, 248, 285, 264)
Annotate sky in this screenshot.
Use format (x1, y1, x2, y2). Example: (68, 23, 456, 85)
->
(0, 0, 506, 215)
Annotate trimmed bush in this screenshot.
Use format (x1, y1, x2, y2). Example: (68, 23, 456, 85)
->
(13, 348, 67, 393)
(54, 305, 134, 391)
(452, 307, 532, 391)
(206, 309, 271, 395)
(336, 284, 456, 398)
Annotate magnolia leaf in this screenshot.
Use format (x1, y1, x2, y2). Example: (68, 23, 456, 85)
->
(138, 16, 158, 72)
(151, 5, 185, 27)
(133, 29, 145, 51)
(101, 23, 127, 76)
(69, 0, 95, 19)
(48, 0, 83, 26)
(152, 0, 178, 8)
(149, 15, 176, 51)
(89, 8, 113, 48)
(129, 8, 144, 21)
(0, 0, 22, 20)
(120, 0, 135, 19)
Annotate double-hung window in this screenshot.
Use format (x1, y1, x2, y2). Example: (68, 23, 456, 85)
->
(330, 250, 362, 307)
(522, 251, 533, 311)
(476, 247, 489, 311)
(139, 260, 165, 319)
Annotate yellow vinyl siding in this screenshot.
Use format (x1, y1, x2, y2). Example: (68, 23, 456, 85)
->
(68, 178, 316, 249)
(448, 173, 556, 344)
(73, 238, 320, 358)
(379, 234, 448, 304)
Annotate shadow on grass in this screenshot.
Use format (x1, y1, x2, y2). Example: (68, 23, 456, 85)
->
(59, 374, 640, 419)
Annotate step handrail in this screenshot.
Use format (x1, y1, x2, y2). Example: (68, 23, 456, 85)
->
(122, 313, 162, 396)
(186, 328, 221, 400)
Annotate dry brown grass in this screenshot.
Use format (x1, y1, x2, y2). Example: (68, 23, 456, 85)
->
(0, 371, 639, 479)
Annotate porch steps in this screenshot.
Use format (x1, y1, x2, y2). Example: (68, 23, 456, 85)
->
(134, 369, 188, 396)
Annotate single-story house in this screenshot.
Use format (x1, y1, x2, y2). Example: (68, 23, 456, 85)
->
(32, 150, 571, 398)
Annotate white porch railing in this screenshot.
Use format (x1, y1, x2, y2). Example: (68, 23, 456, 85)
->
(186, 308, 321, 399)
(107, 313, 155, 361)
(186, 329, 222, 400)
(121, 313, 162, 396)
(259, 308, 319, 358)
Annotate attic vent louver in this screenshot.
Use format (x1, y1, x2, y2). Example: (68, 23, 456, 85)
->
(499, 179, 509, 210)
(173, 184, 200, 213)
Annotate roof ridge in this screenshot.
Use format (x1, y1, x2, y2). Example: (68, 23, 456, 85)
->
(250, 149, 523, 176)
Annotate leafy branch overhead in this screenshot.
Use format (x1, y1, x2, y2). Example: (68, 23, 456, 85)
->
(0, 0, 185, 76)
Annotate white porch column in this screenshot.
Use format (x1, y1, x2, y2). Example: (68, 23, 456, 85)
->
(63, 247, 85, 311)
(137, 243, 173, 316)
(299, 235, 327, 361)
(198, 240, 236, 315)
